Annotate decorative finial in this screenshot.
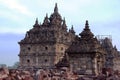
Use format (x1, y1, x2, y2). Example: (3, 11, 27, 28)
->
(54, 3, 58, 13)
(71, 25, 74, 30)
(35, 18, 38, 25)
(33, 18, 39, 27)
(45, 13, 49, 20)
(114, 45, 117, 50)
(43, 13, 49, 25)
(85, 20, 89, 29)
(63, 17, 66, 24)
(71, 25, 75, 34)
(46, 13, 48, 18)
(86, 20, 88, 25)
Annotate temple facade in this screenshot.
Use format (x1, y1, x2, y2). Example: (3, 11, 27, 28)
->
(19, 3, 75, 69)
(65, 21, 106, 75)
(18, 4, 120, 75)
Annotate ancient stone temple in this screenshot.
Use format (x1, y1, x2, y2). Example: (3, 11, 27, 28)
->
(18, 3, 120, 75)
(65, 21, 106, 75)
(100, 37, 120, 70)
(19, 3, 75, 69)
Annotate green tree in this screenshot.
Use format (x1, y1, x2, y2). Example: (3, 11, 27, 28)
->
(12, 62, 20, 69)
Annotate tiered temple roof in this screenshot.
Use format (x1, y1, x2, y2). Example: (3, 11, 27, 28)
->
(66, 20, 105, 54)
(19, 3, 75, 45)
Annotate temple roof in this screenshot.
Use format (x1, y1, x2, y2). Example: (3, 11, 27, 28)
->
(79, 20, 94, 39)
(33, 18, 39, 27)
(19, 3, 74, 44)
(66, 21, 104, 54)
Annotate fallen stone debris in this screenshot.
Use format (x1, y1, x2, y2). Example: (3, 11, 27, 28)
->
(0, 67, 120, 80)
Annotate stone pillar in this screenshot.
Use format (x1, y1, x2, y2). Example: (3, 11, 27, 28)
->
(93, 57, 98, 75)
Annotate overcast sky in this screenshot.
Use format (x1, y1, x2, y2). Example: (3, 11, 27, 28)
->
(0, 0, 120, 66)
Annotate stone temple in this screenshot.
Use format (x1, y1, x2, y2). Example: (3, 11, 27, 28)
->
(18, 3, 120, 75)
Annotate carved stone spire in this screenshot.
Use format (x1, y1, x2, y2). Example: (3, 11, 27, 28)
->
(79, 20, 94, 39)
(49, 3, 62, 25)
(43, 13, 49, 26)
(85, 20, 89, 30)
(46, 13, 48, 18)
(71, 25, 74, 30)
(54, 3, 58, 13)
(69, 25, 75, 34)
(114, 45, 117, 50)
(62, 18, 67, 31)
(35, 18, 38, 25)
(33, 18, 39, 27)
(62, 18, 66, 26)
